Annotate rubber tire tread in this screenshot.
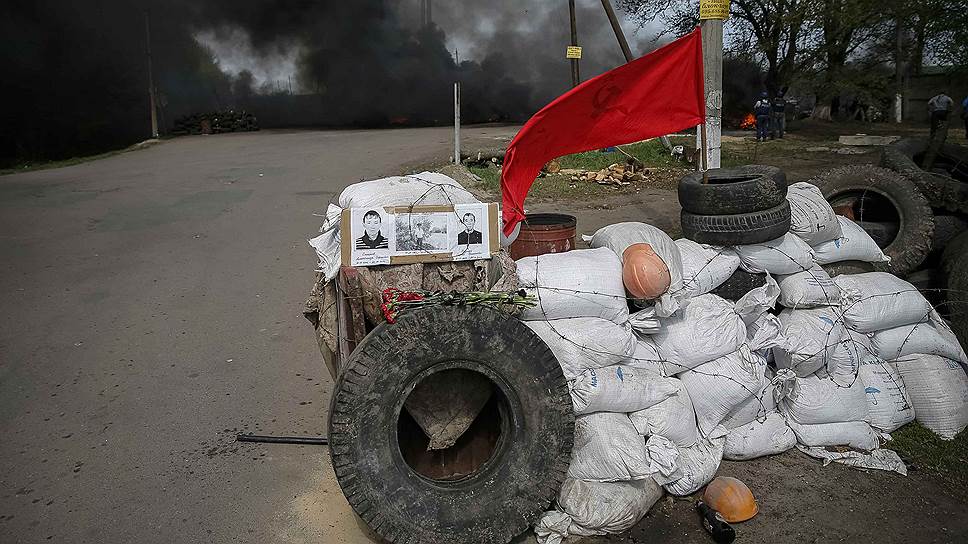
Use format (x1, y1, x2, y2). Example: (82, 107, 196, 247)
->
(822, 260, 875, 277)
(680, 201, 791, 246)
(811, 165, 934, 276)
(328, 305, 574, 544)
(710, 269, 768, 301)
(881, 139, 968, 214)
(930, 214, 968, 259)
(941, 232, 968, 354)
(678, 165, 787, 215)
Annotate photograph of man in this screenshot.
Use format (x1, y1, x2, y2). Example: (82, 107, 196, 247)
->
(457, 212, 483, 245)
(355, 210, 389, 249)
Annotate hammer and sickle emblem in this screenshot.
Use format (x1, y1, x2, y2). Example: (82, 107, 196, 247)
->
(591, 83, 623, 119)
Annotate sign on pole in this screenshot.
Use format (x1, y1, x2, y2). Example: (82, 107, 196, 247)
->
(699, 0, 730, 20)
(566, 46, 583, 59)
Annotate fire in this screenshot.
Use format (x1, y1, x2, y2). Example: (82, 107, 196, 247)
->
(389, 116, 409, 125)
(740, 113, 756, 129)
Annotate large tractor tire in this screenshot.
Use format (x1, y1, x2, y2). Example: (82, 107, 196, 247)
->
(812, 165, 934, 276)
(328, 305, 574, 544)
(941, 232, 968, 352)
(881, 139, 968, 214)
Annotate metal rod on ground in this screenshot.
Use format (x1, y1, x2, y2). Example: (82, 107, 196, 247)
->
(568, 0, 581, 87)
(144, 11, 158, 139)
(454, 81, 461, 165)
(237, 433, 329, 445)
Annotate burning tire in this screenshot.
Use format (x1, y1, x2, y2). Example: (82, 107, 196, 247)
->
(812, 165, 934, 276)
(680, 201, 792, 246)
(328, 305, 573, 544)
(678, 165, 787, 215)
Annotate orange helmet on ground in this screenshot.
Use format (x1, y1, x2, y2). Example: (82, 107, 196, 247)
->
(622, 243, 671, 300)
(702, 476, 758, 523)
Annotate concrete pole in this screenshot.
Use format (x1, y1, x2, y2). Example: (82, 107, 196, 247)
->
(697, 19, 723, 169)
(569, 0, 581, 87)
(454, 82, 461, 165)
(600, 0, 634, 62)
(145, 12, 159, 139)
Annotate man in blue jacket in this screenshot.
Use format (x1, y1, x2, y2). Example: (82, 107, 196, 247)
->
(753, 92, 771, 142)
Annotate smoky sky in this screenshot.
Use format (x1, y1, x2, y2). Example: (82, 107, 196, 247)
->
(0, 0, 664, 164)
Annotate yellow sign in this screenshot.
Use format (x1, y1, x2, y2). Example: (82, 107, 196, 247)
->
(699, 0, 730, 20)
(566, 46, 582, 59)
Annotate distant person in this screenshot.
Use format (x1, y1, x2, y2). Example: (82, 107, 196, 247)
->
(457, 213, 482, 245)
(962, 94, 968, 138)
(753, 91, 771, 142)
(355, 210, 388, 250)
(925, 90, 955, 169)
(771, 91, 787, 139)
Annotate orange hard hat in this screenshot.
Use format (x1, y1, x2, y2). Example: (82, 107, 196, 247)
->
(622, 243, 671, 300)
(702, 476, 758, 523)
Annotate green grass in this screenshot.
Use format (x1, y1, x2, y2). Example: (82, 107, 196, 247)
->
(0, 139, 163, 176)
(890, 421, 968, 489)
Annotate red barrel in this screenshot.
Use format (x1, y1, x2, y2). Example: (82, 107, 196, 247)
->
(509, 213, 578, 260)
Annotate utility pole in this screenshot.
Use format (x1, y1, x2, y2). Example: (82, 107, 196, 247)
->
(454, 48, 460, 166)
(894, 20, 904, 123)
(568, 0, 581, 87)
(697, 1, 726, 171)
(600, 0, 633, 62)
(144, 11, 159, 139)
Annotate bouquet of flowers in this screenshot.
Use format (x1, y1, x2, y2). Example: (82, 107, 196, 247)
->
(380, 288, 535, 324)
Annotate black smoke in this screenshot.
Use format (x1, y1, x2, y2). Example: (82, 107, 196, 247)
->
(1, 1, 659, 166)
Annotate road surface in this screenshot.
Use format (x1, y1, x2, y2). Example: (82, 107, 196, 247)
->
(0, 127, 517, 544)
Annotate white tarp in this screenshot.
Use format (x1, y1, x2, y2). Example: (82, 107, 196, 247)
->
(797, 445, 907, 475)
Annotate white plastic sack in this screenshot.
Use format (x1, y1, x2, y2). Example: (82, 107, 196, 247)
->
(662, 426, 728, 496)
(776, 265, 841, 308)
(680, 347, 768, 435)
(721, 371, 783, 429)
(308, 203, 344, 281)
(675, 239, 740, 298)
(812, 216, 890, 265)
(723, 412, 796, 460)
(629, 379, 700, 447)
(538, 478, 664, 542)
(835, 272, 931, 332)
(733, 274, 781, 324)
(651, 294, 747, 373)
(628, 337, 673, 376)
(586, 222, 685, 317)
(735, 233, 814, 275)
(773, 307, 852, 376)
(788, 420, 880, 450)
(787, 182, 842, 245)
(517, 247, 629, 323)
(797, 445, 907, 475)
(871, 321, 968, 364)
(746, 313, 785, 354)
(781, 374, 870, 426)
(570, 366, 679, 415)
(858, 360, 915, 432)
(337, 171, 479, 208)
(628, 306, 661, 334)
(526, 318, 636, 381)
(568, 412, 652, 482)
(895, 355, 968, 439)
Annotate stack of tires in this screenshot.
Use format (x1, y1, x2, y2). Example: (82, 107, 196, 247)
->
(678, 165, 790, 300)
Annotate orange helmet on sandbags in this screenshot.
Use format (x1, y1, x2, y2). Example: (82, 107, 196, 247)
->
(702, 476, 758, 523)
(621, 243, 671, 300)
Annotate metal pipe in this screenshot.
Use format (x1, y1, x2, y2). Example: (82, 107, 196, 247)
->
(237, 433, 329, 445)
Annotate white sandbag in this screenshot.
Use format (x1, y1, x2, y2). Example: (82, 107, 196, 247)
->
(549, 478, 664, 540)
(723, 412, 796, 460)
(776, 265, 841, 308)
(629, 379, 700, 447)
(526, 318, 636, 381)
(338, 172, 479, 208)
(788, 420, 880, 450)
(871, 321, 968, 364)
(586, 222, 685, 317)
(680, 347, 768, 435)
(787, 182, 842, 245)
(835, 272, 931, 332)
(628, 336, 673, 376)
(734, 274, 780, 324)
(628, 306, 661, 334)
(568, 412, 652, 482)
(773, 307, 852, 377)
(746, 313, 785, 355)
(662, 426, 729, 496)
(570, 366, 679, 415)
(812, 216, 890, 265)
(797, 445, 907, 475)
(895, 355, 968, 439)
(721, 374, 781, 429)
(675, 239, 740, 298)
(858, 360, 915, 432)
(651, 294, 747, 373)
(781, 374, 870, 426)
(517, 248, 629, 323)
(735, 233, 814, 275)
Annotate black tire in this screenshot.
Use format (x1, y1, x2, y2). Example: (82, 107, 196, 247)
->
(941, 232, 968, 352)
(854, 220, 899, 248)
(929, 214, 968, 260)
(678, 165, 787, 215)
(822, 260, 875, 277)
(680, 200, 791, 246)
(881, 140, 968, 214)
(811, 165, 934, 276)
(711, 269, 768, 301)
(328, 306, 574, 544)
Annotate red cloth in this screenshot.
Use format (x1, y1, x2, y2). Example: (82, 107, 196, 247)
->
(501, 27, 705, 236)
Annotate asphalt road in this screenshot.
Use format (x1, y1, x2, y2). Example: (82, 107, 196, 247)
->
(0, 126, 518, 544)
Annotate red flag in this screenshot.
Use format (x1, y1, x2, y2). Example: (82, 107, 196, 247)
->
(501, 27, 705, 236)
